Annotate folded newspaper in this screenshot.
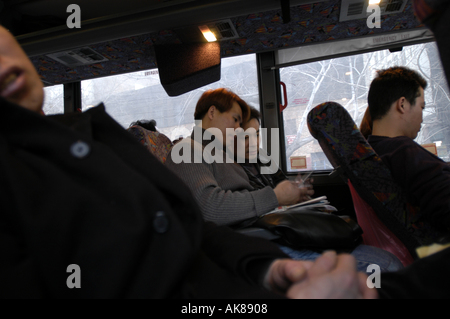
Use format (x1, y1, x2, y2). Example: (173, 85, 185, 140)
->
(416, 243, 450, 259)
(262, 196, 337, 216)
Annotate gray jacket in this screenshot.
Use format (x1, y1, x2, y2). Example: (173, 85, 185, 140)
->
(165, 126, 278, 226)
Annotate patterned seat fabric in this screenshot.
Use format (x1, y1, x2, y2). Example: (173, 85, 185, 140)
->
(127, 125, 173, 163)
(307, 102, 426, 258)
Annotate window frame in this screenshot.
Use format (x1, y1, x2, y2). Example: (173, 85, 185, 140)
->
(275, 37, 449, 175)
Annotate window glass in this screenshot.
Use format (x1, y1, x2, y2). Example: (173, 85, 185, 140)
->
(42, 84, 64, 115)
(81, 54, 259, 141)
(280, 42, 450, 172)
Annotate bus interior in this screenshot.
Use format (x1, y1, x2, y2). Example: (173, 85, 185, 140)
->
(5, 0, 450, 246)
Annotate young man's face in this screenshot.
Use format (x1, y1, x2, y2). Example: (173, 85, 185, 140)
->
(404, 87, 425, 139)
(0, 26, 44, 112)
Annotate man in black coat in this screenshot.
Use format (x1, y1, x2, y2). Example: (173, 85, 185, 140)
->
(4, 15, 450, 298)
(0, 25, 375, 299)
(366, 66, 450, 246)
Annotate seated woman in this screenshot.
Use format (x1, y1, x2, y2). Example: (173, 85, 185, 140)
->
(165, 88, 312, 228)
(238, 106, 290, 190)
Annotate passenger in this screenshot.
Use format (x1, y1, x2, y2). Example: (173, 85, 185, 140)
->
(0, 24, 375, 299)
(238, 106, 290, 190)
(380, 0, 450, 298)
(366, 66, 450, 243)
(165, 88, 403, 272)
(165, 88, 312, 228)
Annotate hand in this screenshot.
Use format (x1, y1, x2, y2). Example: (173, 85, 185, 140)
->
(263, 258, 314, 294)
(273, 180, 303, 205)
(296, 178, 314, 202)
(286, 251, 378, 299)
(273, 179, 314, 205)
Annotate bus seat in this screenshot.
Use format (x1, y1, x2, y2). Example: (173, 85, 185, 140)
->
(127, 125, 173, 163)
(348, 180, 414, 266)
(307, 101, 421, 261)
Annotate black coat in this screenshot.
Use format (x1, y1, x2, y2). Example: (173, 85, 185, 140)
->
(0, 99, 287, 298)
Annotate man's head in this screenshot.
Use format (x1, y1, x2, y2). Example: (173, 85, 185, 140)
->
(368, 66, 427, 139)
(0, 25, 44, 112)
(195, 88, 250, 146)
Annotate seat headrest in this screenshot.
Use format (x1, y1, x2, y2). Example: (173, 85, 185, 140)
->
(307, 102, 376, 164)
(307, 102, 422, 253)
(127, 125, 173, 163)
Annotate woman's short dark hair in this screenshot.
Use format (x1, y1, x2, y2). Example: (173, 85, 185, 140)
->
(368, 66, 427, 121)
(247, 106, 261, 124)
(129, 119, 157, 132)
(194, 88, 250, 123)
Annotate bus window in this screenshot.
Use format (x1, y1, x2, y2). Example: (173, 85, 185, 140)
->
(81, 54, 259, 141)
(42, 84, 64, 115)
(280, 42, 450, 172)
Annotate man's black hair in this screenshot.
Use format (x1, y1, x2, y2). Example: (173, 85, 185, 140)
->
(368, 66, 427, 120)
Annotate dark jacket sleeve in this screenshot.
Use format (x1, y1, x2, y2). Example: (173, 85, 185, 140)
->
(379, 246, 450, 299)
(381, 138, 450, 231)
(0, 100, 288, 299)
(0, 101, 205, 298)
(201, 221, 289, 285)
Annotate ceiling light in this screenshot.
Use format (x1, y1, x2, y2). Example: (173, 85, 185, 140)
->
(369, 0, 381, 5)
(198, 25, 217, 42)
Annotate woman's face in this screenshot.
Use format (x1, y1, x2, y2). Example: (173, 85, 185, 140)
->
(242, 118, 260, 161)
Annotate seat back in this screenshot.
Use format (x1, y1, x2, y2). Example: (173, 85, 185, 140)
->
(348, 180, 414, 266)
(307, 102, 421, 258)
(127, 125, 173, 163)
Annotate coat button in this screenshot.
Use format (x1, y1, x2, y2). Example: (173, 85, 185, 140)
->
(153, 211, 169, 234)
(70, 141, 90, 159)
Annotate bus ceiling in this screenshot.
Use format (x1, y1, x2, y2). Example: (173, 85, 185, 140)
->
(12, 0, 316, 56)
(5, 0, 429, 87)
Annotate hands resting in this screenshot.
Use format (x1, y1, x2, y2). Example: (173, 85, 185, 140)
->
(264, 251, 378, 299)
(273, 178, 315, 206)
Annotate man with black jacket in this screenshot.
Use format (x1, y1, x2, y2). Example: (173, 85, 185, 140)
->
(366, 66, 450, 245)
(0, 24, 375, 299)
